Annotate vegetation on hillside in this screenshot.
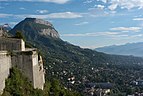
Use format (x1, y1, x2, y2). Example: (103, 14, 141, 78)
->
(1, 67, 81, 96)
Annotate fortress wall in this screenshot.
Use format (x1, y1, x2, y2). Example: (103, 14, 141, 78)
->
(11, 51, 33, 83)
(0, 38, 25, 51)
(0, 51, 11, 94)
(0, 37, 45, 92)
(11, 50, 45, 89)
(0, 27, 3, 37)
(32, 54, 45, 89)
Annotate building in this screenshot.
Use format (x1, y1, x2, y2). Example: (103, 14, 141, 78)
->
(0, 27, 45, 94)
(84, 82, 113, 96)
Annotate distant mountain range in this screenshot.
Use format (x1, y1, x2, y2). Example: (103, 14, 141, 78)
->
(96, 42, 143, 57)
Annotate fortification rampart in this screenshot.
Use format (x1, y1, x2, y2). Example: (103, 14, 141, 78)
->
(0, 37, 45, 94)
(11, 49, 45, 89)
(0, 38, 25, 51)
(0, 51, 11, 94)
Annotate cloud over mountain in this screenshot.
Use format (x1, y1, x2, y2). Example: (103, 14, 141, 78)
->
(0, 0, 70, 4)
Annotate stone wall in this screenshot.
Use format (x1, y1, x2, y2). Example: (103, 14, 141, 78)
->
(0, 38, 25, 51)
(0, 27, 3, 37)
(0, 37, 45, 93)
(11, 50, 45, 89)
(32, 55, 45, 89)
(0, 51, 11, 94)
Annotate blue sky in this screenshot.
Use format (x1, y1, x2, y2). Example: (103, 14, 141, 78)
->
(0, 0, 143, 49)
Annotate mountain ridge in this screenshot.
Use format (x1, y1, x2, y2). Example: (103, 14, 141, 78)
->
(96, 42, 143, 57)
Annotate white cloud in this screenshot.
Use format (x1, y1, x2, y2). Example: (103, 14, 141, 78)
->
(96, 5, 105, 9)
(62, 30, 143, 40)
(100, 0, 107, 3)
(110, 27, 142, 32)
(83, 0, 94, 4)
(44, 12, 82, 19)
(75, 22, 89, 26)
(108, 3, 118, 11)
(61, 32, 119, 37)
(96, 0, 143, 10)
(15, 12, 82, 19)
(133, 18, 143, 21)
(0, 0, 70, 4)
(131, 34, 143, 37)
(0, 13, 12, 18)
(19, 7, 26, 10)
(0, 12, 82, 19)
(36, 10, 48, 14)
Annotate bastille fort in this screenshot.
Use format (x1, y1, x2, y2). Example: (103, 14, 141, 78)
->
(0, 26, 45, 94)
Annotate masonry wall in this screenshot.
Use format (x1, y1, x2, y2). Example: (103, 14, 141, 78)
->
(32, 54, 45, 89)
(11, 50, 45, 89)
(0, 38, 25, 51)
(11, 51, 33, 83)
(0, 51, 11, 94)
(0, 37, 45, 91)
(0, 27, 3, 37)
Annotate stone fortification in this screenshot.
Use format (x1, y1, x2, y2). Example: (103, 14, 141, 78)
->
(0, 38, 25, 51)
(0, 37, 45, 94)
(0, 27, 3, 37)
(11, 49, 45, 89)
(0, 51, 11, 94)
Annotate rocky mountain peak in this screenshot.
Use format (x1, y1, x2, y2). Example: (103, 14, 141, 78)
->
(0, 24, 10, 37)
(10, 18, 60, 39)
(0, 24, 11, 32)
(24, 17, 53, 28)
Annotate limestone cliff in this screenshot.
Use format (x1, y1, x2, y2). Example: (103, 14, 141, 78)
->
(10, 18, 60, 39)
(0, 25, 10, 37)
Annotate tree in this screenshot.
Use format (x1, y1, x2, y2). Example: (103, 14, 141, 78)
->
(14, 31, 25, 41)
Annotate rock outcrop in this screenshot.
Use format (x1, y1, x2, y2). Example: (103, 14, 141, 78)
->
(10, 18, 60, 39)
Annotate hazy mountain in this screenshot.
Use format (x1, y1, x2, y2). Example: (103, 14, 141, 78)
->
(9, 18, 143, 94)
(0, 24, 11, 37)
(96, 42, 143, 57)
(3, 24, 12, 31)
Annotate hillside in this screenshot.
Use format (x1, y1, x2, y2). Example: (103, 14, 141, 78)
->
(96, 42, 143, 57)
(2, 67, 81, 96)
(9, 18, 143, 95)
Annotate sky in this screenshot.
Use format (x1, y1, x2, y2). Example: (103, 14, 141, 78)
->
(0, 0, 143, 49)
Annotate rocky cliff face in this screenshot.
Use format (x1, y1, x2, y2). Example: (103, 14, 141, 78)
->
(0, 25, 10, 37)
(3, 24, 12, 32)
(10, 18, 60, 39)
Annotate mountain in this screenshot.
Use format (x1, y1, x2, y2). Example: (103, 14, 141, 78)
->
(10, 18, 59, 39)
(2, 24, 12, 31)
(0, 24, 11, 37)
(9, 18, 143, 95)
(96, 42, 143, 57)
(0, 24, 12, 32)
